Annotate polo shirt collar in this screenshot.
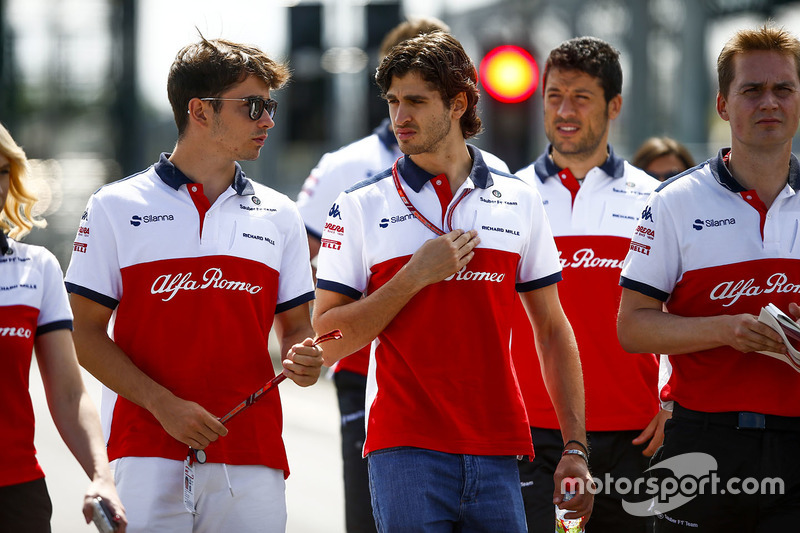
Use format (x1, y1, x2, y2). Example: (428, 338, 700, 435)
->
(532, 144, 625, 183)
(373, 118, 398, 151)
(709, 148, 800, 193)
(0, 232, 9, 256)
(153, 153, 255, 196)
(397, 144, 494, 193)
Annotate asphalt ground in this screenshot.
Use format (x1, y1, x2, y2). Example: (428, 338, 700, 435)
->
(30, 354, 346, 532)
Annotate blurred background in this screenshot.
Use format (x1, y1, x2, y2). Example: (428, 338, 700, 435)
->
(6, 0, 800, 531)
(5, 0, 800, 265)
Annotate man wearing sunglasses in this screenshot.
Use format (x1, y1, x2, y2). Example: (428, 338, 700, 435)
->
(65, 37, 323, 532)
(313, 32, 592, 531)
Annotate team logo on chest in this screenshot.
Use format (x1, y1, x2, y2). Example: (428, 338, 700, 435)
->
(130, 214, 175, 227)
(151, 267, 263, 302)
(444, 266, 505, 282)
(710, 272, 800, 307)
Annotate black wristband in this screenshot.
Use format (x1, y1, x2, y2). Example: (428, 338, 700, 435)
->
(563, 439, 589, 457)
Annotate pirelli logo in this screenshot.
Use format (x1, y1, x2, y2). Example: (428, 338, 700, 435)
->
(73, 242, 87, 253)
(629, 241, 650, 256)
(321, 238, 342, 251)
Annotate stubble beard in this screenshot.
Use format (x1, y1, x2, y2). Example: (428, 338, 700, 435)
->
(547, 110, 609, 162)
(399, 111, 453, 156)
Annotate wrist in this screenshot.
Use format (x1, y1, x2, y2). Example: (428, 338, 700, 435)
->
(563, 439, 589, 457)
(562, 448, 589, 465)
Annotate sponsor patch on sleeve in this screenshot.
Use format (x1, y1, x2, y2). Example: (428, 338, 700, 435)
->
(629, 241, 650, 255)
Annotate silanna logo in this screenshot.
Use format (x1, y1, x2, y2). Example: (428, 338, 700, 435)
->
(131, 214, 175, 227)
(693, 217, 736, 231)
(379, 213, 415, 228)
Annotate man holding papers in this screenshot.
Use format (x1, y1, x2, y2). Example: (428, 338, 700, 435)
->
(617, 24, 800, 531)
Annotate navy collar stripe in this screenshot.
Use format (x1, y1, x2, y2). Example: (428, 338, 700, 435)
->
(397, 144, 495, 193)
(153, 153, 255, 196)
(532, 144, 625, 183)
(709, 148, 800, 194)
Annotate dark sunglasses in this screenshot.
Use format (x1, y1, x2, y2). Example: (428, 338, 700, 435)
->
(199, 96, 278, 120)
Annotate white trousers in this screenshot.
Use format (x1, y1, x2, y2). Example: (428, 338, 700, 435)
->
(112, 457, 286, 533)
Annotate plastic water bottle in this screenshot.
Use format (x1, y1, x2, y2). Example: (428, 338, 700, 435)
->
(555, 479, 583, 533)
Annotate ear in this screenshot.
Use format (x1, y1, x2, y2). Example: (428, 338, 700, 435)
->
(716, 92, 730, 122)
(607, 94, 622, 120)
(450, 91, 468, 120)
(186, 98, 210, 128)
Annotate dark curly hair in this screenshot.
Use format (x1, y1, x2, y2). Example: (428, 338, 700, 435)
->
(543, 36, 622, 103)
(375, 32, 482, 139)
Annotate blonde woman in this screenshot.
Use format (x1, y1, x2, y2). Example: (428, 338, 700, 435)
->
(0, 123, 126, 532)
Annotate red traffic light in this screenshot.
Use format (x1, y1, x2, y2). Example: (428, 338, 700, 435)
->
(479, 45, 539, 103)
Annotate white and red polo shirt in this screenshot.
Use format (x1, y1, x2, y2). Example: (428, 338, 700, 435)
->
(512, 146, 660, 431)
(1, 233, 73, 487)
(64, 154, 314, 476)
(620, 148, 800, 416)
(297, 120, 509, 377)
(315, 146, 561, 457)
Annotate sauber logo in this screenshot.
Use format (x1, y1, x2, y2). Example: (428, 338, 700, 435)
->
(635, 225, 655, 240)
(629, 241, 651, 255)
(73, 242, 88, 253)
(641, 206, 654, 222)
(444, 266, 505, 282)
(329, 204, 342, 220)
(710, 272, 799, 307)
(151, 268, 263, 302)
(559, 248, 625, 269)
(324, 222, 345, 235)
(321, 238, 342, 250)
(0, 326, 32, 338)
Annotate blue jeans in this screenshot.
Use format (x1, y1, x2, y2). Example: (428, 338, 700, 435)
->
(368, 447, 527, 532)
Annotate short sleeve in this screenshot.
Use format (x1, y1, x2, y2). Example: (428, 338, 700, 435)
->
(64, 193, 123, 309)
(315, 191, 368, 300)
(619, 191, 681, 302)
(515, 184, 562, 292)
(37, 249, 73, 334)
(276, 202, 315, 313)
